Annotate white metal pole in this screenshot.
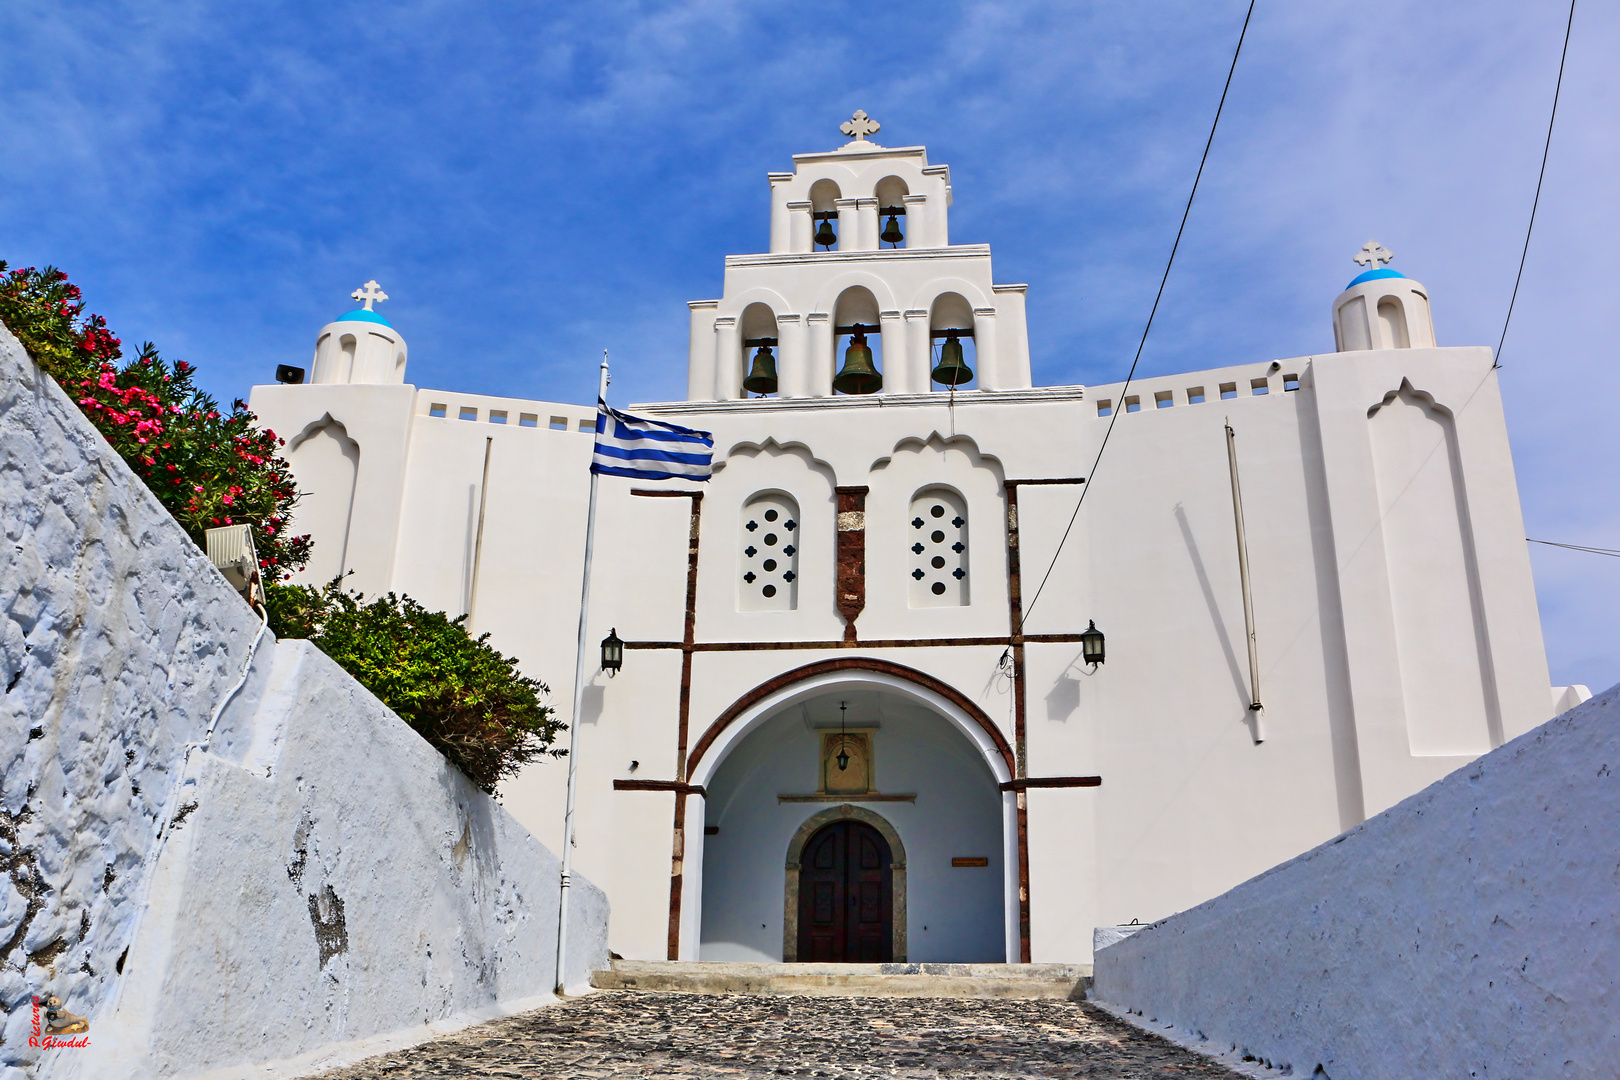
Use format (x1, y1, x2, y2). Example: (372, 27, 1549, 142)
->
(1225, 419, 1265, 743)
(555, 353, 609, 994)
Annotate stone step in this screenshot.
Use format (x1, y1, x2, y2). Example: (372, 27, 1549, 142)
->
(589, 960, 1094, 1000)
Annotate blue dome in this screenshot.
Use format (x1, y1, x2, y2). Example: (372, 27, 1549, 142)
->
(334, 308, 392, 327)
(1347, 267, 1406, 289)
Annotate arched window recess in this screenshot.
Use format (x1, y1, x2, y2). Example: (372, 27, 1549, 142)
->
(742, 336, 780, 396)
(930, 326, 974, 388)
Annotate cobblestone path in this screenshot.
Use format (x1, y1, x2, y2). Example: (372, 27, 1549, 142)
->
(316, 991, 1239, 1078)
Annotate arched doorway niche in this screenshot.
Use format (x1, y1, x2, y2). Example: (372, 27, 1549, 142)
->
(693, 668, 1012, 964)
(784, 804, 907, 962)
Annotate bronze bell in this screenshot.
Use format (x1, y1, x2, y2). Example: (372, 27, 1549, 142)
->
(742, 345, 778, 396)
(931, 331, 973, 386)
(833, 331, 882, 395)
(814, 218, 836, 248)
(880, 213, 904, 247)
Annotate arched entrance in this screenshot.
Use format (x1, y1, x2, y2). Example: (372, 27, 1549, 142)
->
(692, 663, 1010, 964)
(784, 805, 906, 962)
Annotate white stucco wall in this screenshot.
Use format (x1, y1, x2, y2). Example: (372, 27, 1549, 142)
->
(0, 328, 606, 1080)
(1090, 685, 1620, 1079)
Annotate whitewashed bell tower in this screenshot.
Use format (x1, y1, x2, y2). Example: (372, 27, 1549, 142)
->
(686, 111, 1033, 401)
(310, 279, 409, 385)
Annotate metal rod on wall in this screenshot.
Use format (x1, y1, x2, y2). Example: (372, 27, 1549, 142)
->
(1225, 419, 1265, 743)
(466, 436, 494, 626)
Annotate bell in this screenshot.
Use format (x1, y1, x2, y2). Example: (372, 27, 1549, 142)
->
(814, 218, 836, 249)
(833, 331, 882, 395)
(742, 345, 778, 396)
(880, 213, 904, 247)
(931, 332, 973, 386)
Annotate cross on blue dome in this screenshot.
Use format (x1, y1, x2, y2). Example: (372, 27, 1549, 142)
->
(1348, 241, 1404, 288)
(337, 279, 392, 325)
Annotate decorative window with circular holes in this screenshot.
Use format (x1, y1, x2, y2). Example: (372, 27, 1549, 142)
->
(740, 492, 799, 611)
(908, 487, 968, 607)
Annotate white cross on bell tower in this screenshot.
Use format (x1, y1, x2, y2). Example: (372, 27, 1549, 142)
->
(839, 110, 880, 143)
(1353, 241, 1394, 271)
(351, 280, 389, 312)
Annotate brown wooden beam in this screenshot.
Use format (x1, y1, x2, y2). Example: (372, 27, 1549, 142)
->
(623, 633, 1092, 652)
(999, 777, 1103, 791)
(1004, 477, 1087, 487)
(613, 779, 709, 796)
(630, 487, 705, 962)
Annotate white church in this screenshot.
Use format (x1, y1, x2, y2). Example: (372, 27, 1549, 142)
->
(247, 114, 1576, 967)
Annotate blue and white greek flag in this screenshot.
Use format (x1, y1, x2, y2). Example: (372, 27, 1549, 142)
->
(590, 400, 713, 482)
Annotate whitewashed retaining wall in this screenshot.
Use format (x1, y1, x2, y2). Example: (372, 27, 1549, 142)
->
(1091, 686, 1620, 1079)
(0, 327, 606, 1080)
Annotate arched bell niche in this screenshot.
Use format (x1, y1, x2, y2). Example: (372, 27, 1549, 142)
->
(874, 175, 909, 249)
(739, 302, 780, 397)
(809, 179, 842, 250)
(928, 292, 977, 390)
(832, 286, 883, 395)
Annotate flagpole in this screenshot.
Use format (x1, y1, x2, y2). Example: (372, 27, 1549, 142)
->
(555, 351, 609, 995)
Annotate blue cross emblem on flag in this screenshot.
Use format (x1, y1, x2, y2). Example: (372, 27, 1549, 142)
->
(590, 399, 713, 482)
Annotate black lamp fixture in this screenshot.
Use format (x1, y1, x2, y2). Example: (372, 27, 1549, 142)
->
(1080, 620, 1106, 667)
(836, 701, 851, 771)
(601, 627, 624, 676)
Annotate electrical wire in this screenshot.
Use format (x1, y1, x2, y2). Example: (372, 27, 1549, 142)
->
(1021, 0, 1256, 626)
(1528, 538, 1620, 558)
(1496, 0, 1577, 367)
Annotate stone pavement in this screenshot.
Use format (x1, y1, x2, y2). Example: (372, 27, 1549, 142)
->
(314, 990, 1241, 1078)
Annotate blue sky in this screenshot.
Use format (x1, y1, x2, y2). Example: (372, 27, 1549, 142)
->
(4, 1, 1616, 689)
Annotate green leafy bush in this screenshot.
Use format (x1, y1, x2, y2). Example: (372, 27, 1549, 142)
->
(267, 579, 564, 794)
(0, 262, 310, 581)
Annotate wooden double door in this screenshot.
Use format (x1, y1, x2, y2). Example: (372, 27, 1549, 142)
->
(797, 820, 893, 962)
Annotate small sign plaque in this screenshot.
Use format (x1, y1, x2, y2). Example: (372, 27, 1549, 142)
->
(951, 857, 989, 868)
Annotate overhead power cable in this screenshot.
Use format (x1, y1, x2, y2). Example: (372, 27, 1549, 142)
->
(1528, 538, 1620, 559)
(1496, 0, 1577, 367)
(1020, 0, 1256, 626)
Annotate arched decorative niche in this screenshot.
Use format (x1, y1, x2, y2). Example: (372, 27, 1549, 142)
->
(338, 334, 357, 383)
(1367, 378, 1499, 755)
(287, 414, 361, 585)
(1377, 296, 1410, 349)
(874, 175, 909, 248)
(740, 490, 800, 611)
(908, 486, 969, 607)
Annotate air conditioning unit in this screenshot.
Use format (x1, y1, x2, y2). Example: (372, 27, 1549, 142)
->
(206, 524, 264, 609)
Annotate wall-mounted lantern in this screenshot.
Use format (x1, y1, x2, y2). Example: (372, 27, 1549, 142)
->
(601, 628, 623, 676)
(1080, 620, 1106, 667)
